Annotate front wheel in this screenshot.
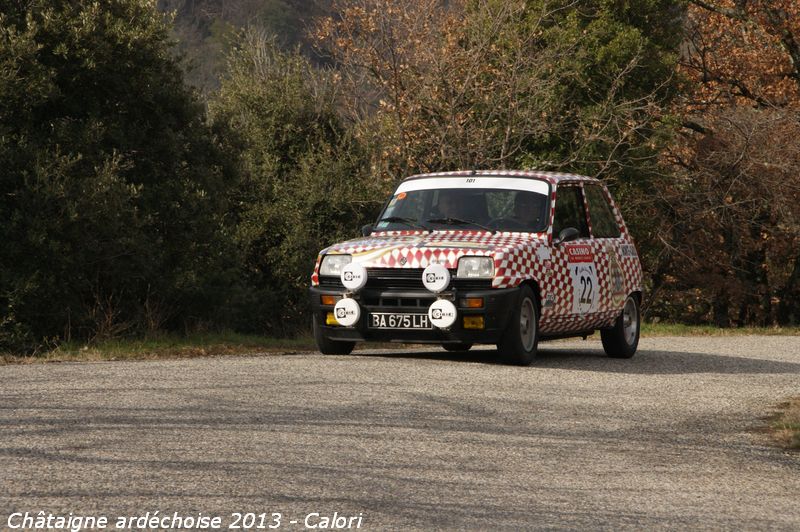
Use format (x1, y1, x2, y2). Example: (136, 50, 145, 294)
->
(601, 295, 640, 358)
(312, 317, 356, 355)
(497, 285, 539, 366)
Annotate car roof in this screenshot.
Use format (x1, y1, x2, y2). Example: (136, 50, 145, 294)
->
(403, 169, 600, 185)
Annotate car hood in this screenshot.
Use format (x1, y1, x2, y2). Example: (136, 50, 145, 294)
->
(319, 230, 548, 270)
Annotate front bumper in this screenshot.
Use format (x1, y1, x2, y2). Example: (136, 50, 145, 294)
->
(309, 285, 519, 344)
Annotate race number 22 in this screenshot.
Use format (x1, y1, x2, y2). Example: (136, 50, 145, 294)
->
(570, 263, 598, 314)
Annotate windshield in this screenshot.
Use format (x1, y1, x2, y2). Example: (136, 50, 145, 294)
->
(375, 177, 550, 233)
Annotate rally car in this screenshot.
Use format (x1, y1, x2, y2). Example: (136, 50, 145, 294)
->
(309, 170, 643, 365)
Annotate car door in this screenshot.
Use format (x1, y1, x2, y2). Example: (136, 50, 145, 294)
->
(548, 184, 603, 331)
(583, 183, 627, 314)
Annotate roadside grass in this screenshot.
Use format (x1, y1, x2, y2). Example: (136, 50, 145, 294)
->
(640, 322, 800, 337)
(769, 398, 800, 450)
(0, 332, 316, 365)
(2, 323, 798, 364)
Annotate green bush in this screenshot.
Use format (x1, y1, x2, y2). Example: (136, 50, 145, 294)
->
(0, 0, 233, 351)
(210, 30, 383, 334)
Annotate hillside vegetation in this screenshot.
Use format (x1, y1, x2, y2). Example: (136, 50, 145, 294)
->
(157, 0, 330, 89)
(1, 0, 799, 353)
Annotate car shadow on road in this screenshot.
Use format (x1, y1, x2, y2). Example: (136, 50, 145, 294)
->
(350, 345, 800, 375)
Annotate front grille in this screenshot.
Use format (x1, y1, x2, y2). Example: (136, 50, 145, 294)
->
(367, 268, 426, 289)
(452, 278, 494, 290)
(318, 268, 492, 291)
(364, 294, 435, 308)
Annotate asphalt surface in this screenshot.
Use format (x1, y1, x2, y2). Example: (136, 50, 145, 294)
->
(1, 336, 799, 531)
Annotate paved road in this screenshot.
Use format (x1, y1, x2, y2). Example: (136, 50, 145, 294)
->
(1, 337, 799, 531)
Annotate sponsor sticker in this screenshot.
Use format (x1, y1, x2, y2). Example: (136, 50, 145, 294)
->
(607, 244, 626, 306)
(565, 244, 594, 263)
(619, 243, 637, 258)
(566, 244, 598, 314)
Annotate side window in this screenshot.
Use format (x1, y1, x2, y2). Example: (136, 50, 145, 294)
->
(553, 186, 590, 238)
(584, 185, 621, 238)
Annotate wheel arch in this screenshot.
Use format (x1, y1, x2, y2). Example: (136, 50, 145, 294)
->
(518, 278, 543, 312)
(630, 290, 643, 306)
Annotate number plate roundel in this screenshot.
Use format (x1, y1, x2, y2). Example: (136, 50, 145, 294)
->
(340, 263, 368, 291)
(333, 298, 361, 327)
(422, 264, 450, 293)
(428, 299, 457, 329)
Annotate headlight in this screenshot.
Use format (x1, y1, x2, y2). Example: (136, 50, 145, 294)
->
(319, 254, 352, 276)
(456, 257, 494, 278)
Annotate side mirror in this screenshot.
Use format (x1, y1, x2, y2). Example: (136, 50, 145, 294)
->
(553, 227, 579, 246)
(361, 224, 374, 237)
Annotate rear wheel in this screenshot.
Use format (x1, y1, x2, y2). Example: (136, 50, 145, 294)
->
(601, 295, 640, 358)
(443, 343, 473, 352)
(497, 285, 539, 366)
(312, 317, 356, 355)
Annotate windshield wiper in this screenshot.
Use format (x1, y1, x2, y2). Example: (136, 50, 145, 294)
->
(377, 216, 429, 231)
(426, 217, 496, 233)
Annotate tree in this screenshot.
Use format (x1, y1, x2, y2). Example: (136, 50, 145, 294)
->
(210, 29, 380, 334)
(648, 0, 800, 325)
(157, 0, 334, 90)
(0, 0, 232, 350)
(656, 108, 800, 325)
(313, 0, 683, 183)
(682, 0, 800, 108)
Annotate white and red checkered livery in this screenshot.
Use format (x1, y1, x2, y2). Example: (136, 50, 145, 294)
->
(311, 171, 643, 336)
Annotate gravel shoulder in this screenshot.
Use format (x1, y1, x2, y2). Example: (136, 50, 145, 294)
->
(1, 336, 799, 530)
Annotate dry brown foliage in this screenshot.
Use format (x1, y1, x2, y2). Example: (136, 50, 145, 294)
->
(313, 0, 577, 176)
(651, 1, 800, 325)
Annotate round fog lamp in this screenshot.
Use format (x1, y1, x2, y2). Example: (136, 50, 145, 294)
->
(340, 263, 368, 291)
(333, 298, 361, 327)
(428, 299, 457, 329)
(422, 263, 450, 293)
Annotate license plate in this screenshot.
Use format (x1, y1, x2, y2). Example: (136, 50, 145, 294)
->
(369, 312, 431, 330)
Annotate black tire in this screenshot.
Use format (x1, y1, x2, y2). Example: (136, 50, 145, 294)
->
(443, 343, 473, 352)
(313, 317, 356, 355)
(497, 285, 539, 366)
(601, 295, 640, 358)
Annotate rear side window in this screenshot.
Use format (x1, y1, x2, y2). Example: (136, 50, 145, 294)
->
(584, 185, 621, 238)
(553, 186, 590, 238)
